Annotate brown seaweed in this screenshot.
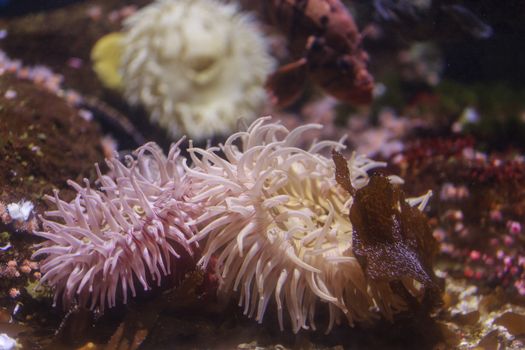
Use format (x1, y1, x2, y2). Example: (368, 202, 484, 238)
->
(332, 150, 442, 311)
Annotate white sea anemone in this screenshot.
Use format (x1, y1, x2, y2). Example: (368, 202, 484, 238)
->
(33, 141, 201, 311)
(121, 0, 275, 140)
(185, 117, 428, 333)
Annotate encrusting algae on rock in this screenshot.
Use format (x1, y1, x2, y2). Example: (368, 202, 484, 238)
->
(32, 117, 440, 334)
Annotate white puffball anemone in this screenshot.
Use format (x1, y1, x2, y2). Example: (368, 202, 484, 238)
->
(121, 0, 275, 140)
(185, 117, 430, 333)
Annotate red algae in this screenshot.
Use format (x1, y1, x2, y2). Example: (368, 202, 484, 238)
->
(391, 137, 525, 297)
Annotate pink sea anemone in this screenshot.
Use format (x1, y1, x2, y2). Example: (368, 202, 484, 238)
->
(33, 141, 201, 311)
(184, 117, 429, 333)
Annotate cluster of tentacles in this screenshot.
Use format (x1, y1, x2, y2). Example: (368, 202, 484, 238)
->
(34, 117, 440, 333)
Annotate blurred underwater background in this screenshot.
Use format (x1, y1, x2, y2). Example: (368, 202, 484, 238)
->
(1, 1, 525, 349)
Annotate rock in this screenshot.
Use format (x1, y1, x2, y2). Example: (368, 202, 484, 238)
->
(494, 312, 525, 336)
